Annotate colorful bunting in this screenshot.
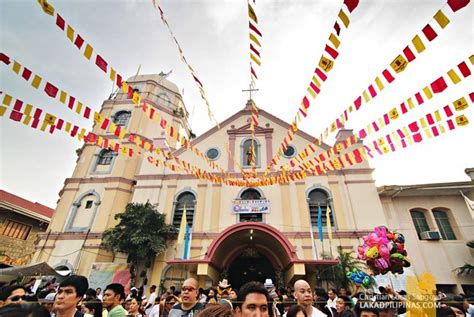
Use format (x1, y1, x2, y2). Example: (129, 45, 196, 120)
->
(150, 2, 219, 127)
(263, 0, 360, 177)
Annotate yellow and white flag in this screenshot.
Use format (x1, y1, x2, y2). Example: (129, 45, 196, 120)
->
(177, 205, 187, 244)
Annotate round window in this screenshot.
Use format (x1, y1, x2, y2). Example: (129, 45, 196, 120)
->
(206, 148, 220, 160)
(283, 145, 296, 158)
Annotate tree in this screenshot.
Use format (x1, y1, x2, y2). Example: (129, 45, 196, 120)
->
(101, 202, 177, 285)
(316, 247, 366, 289)
(454, 240, 474, 276)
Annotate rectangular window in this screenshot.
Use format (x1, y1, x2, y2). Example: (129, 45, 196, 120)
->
(172, 207, 195, 228)
(1, 220, 32, 240)
(433, 210, 456, 240)
(410, 210, 430, 239)
(309, 204, 334, 229)
(85, 200, 93, 209)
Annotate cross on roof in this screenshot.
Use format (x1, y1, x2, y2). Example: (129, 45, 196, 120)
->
(242, 83, 259, 101)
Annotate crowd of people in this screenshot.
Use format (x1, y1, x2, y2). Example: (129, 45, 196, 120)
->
(0, 275, 472, 317)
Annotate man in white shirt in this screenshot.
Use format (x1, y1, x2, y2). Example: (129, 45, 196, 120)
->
(285, 280, 327, 317)
(145, 285, 158, 315)
(327, 288, 338, 309)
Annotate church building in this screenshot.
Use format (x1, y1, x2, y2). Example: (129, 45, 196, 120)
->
(32, 74, 472, 292)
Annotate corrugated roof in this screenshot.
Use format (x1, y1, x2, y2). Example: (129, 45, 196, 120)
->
(0, 189, 54, 219)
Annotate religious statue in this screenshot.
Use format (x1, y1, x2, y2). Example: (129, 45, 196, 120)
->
(246, 144, 254, 166)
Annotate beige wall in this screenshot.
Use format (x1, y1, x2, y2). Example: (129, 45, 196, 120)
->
(380, 191, 474, 291)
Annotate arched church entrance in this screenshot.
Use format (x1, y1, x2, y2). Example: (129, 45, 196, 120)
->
(204, 222, 298, 289)
(166, 222, 339, 289)
(228, 248, 275, 290)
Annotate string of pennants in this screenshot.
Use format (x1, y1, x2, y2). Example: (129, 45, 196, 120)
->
(264, 0, 360, 176)
(247, 1, 262, 138)
(284, 93, 472, 175)
(0, 51, 239, 181)
(281, 56, 474, 171)
(315, 0, 469, 143)
(38, 0, 219, 128)
(150, 1, 219, 127)
(0, 0, 468, 186)
(1, 88, 470, 187)
(32, 1, 234, 174)
(267, 0, 471, 176)
(0, 91, 256, 185)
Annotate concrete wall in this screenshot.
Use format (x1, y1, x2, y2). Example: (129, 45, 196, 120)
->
(380, 192, 474, 292)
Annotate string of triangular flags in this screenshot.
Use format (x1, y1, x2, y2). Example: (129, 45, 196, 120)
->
(33, 2, 233, 176)
(247, 0, 262, 138)
(280, 55, 473, 172)
(261, 93, 471, 180)
(314, 0, 470, 145)
(263, 0, 360, 176)
(0, 51, 242, 183)
(150, 1, 219, 127)
(28, 0, 472, 187)
(0, 91, 265, 186)
(39, 0, 219, 127)
(2, 87, 469, 187)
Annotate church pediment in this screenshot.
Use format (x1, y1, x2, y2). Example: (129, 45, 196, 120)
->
(227, 121, 273, 136)
(173, 106, 331, 157)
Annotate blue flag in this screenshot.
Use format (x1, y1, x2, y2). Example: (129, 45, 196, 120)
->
(317, 206, 323, 242)
(183, 225, 191, 260)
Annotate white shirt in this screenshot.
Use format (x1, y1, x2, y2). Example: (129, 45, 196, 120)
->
(149, 304, 160, 317)
(310, 306, 327, 317)
(327, 297, 337, 309)
(284, 306, 327, 317)
(145, 292, 158, 315)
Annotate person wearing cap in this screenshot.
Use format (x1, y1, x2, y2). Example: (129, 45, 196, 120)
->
(168, 278, 205, 317)
(218, 279, 233, 299)
(285, 280, 327, 317)
(264, 279, 281, 316)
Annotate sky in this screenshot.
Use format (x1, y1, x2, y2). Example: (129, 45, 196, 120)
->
(0, 0, 473, 208)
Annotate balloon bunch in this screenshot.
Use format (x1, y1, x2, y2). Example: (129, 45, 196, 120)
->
(346, 268, 373, 287)
(357, 226, 411, 275)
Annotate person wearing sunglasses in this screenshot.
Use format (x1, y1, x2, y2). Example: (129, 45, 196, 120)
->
(168, 278, 205, 317)
(0, 285, 26, 308)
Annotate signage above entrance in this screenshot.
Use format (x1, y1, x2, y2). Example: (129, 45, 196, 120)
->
(232, 199, 270, 214)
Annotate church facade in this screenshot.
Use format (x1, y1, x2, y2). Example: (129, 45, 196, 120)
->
(32, 75, 472, 292)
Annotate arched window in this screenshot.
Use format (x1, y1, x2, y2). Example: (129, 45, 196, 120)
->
(172, 192, 196, 228)
(65, 190, 101, 232)
(113, 111, 131, 127)
(241, 188, 261, 200)
(242, 138, 260, 167)
(307, 189, 334, 229)
(238, 188, 263, 223)
(432, 209, 456, 240)
(410, 209, 430, 239)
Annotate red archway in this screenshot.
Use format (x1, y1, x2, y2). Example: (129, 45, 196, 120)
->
(204, 222, 298, 270)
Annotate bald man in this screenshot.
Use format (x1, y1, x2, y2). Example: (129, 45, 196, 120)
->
(168, 278, 205, 317)
(286, 280, 327, 317)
